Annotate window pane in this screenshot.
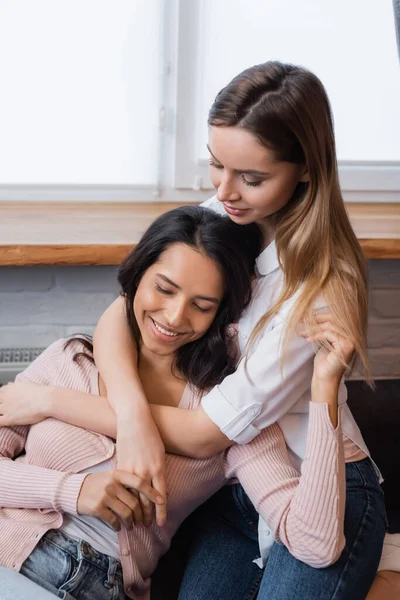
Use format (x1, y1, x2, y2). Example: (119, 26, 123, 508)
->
(0, 0, 162, 185)
(195, 0, 400, 163)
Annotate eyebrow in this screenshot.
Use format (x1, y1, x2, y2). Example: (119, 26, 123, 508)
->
(207, 144, 270, 177)
(156, 274, 220, 304)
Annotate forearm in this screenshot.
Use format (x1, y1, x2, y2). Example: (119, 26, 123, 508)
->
(149, 404, 231, 458)
(93, 296, 149, 418)
(230, 402, 345, 568)
(47, 386, 229, 458)
(48, 387, 117, 439)
(311, 376, 340, 427)
(0, 458, 86, 514)
(278, 402, 345, 567)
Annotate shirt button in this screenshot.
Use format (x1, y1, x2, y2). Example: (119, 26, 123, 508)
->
(249, 408, 257, 417)
(121, 549, 130, 556)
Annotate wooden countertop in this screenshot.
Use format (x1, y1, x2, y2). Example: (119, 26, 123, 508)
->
(0, 201, 399, 265)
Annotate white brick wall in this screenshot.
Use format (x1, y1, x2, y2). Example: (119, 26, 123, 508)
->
(0, 266, 119, 347)
(0, 261, 399, 378)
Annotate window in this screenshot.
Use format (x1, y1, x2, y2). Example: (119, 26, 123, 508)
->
(173, 0, 400, 202)
(0, 0, 399, 202)
(0, 0, 162, 200)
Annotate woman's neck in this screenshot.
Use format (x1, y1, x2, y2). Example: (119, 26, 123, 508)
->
(138, 345, 175, 375)
(257, 217, 276, 248)
(138, 345, 186, 407)
(97, 345, 185, 406)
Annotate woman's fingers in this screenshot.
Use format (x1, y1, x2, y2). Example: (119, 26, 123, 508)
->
(99, 507, 121, 531)
(152, 473, 167, 527)
(301, 313, 355, 363)
(107, 496, 137, 530)
(115, 486, 142, 528)
(307, 331, 355, 363)
(114, 470, 165, 506)
(300, 315, 344, 339)
(78, 470, 166, 532)
(313, 312, 333, 323)
(138, 492, 154, 528)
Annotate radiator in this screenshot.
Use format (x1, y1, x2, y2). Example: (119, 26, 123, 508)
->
(0, 348, 45, 384)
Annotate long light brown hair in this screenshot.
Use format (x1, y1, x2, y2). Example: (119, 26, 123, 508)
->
(209, 61, 370, 378)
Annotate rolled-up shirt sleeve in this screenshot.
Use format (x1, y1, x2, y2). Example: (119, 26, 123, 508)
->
(201, 316, 315, 444)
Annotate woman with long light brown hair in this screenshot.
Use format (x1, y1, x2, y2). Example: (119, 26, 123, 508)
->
(60, 62, 393, 598)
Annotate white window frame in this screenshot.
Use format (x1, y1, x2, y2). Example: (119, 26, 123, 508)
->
(0, 184, 158, 203)
(0, 0, 164, 204)
(0, 0, 399, 204)
(170, 0, 400, 203)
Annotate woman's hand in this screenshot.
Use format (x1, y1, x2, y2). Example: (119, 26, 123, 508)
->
(0, 381, 51, 426)
(77, 469, 165, 531)
(115, 406, 167, 528)
(301, 312, 355, 383)
(300, 312, 355, 427)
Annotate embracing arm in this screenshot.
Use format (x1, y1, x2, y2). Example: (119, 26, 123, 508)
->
(43, 387, 223, 459)
(152, 317, 315, 457)
(93, 296, 229, 459)
(93, 297, 168, 524)
(93, 297, 317, 458)
(1, 378, 221, 458)
(93, 296, 148, 418)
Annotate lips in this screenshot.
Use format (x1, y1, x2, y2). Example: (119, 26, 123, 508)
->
(149, 317, 185, 343)
(223, 203, 250, 216)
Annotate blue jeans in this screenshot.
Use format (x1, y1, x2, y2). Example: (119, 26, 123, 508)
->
(0, 566, 59, 600)
(19, 530, 127, 600)
(177, 458, 387, 600)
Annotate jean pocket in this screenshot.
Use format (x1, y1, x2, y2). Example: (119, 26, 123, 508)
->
(59, 559, 86, 595)
(20, 536, 75, 592)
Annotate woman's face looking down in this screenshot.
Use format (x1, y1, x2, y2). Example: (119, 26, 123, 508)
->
(133, 242, 224, 357)
(208, 125, 307, 228)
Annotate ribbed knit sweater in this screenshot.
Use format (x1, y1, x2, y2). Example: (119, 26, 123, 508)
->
(0, 340, 346, 599)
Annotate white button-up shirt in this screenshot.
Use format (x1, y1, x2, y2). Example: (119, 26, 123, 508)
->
(200, 196, 372, 565)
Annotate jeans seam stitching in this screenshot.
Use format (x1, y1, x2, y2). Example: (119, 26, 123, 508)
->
(42, 537, 78, 564)
(243, 568, 264, 600)
(331, 490, 374, 599)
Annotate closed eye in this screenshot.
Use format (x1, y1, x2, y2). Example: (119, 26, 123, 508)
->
(194, 304, 212, 313)
(209, 159, 223, 170)
(155, 284, 173, 295)
(240, 174, 263, 187)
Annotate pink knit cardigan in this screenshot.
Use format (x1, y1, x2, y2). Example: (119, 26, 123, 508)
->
(0, 340, 345, 599)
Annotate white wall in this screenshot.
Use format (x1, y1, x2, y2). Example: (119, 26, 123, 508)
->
(195, 0, 400, 163)
(0, 0, 162, 185)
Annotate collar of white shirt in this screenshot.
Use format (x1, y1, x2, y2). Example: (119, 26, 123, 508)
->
(255, 241, 280, 278)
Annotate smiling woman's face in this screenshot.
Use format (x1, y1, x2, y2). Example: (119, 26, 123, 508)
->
(208, 126, 306, 227)
(133, 242, 224, 357)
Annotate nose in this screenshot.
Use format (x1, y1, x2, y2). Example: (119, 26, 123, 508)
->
(216, 172, 241, 203)
(166, 297, 187, 329)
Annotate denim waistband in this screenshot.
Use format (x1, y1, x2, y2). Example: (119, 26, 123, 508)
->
(44, 529, 123, 582)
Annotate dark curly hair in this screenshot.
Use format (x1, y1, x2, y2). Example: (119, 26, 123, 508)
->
(66, 206, 262, 391)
